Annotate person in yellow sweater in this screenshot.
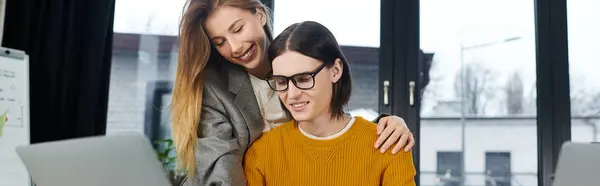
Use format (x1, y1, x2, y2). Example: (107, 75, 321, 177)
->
(243, 21, 416, 186)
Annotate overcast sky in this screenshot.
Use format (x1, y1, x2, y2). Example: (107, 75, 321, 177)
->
(113, 0, 600, 116)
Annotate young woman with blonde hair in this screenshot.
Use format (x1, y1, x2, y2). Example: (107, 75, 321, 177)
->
(171, 0, 416, 185)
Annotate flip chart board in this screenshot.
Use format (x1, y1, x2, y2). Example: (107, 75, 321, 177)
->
(0, 47, 31, 186)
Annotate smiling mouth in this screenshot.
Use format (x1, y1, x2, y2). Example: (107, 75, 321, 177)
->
(236, 44, 255, 61)
(291, 101, 309, 108)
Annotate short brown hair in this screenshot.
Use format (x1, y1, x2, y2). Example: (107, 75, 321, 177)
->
(267, 21, 352, 119)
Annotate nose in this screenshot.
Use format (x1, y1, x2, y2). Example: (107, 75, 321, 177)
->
(229, 38, 243, 56)
(286, 81, 302, 99)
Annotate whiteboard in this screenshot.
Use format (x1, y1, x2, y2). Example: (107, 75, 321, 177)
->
(0, 47, 31, 186)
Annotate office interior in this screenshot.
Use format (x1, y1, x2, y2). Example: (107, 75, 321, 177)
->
(0, 0, 594, 185)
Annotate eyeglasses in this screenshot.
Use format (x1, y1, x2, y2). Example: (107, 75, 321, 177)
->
(265, 63, 328, 91)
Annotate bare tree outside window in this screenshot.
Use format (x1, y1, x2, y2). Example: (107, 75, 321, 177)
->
(453, 61, 499, 116)
(571, 90, 600, 116)
(505, 71, 524, 115)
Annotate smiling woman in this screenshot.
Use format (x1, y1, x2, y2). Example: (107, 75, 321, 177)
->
(203, 5, 272, 78)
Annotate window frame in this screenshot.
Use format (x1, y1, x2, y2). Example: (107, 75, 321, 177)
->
(390, 0, 571, 186)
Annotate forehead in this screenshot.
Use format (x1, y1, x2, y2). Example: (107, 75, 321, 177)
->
(272, 51, 322, 76)
(204, 6, 253, 37)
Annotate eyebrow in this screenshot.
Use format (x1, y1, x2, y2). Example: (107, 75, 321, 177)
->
(210, 19, 243, 41)
(272, 68, 319, 77)
(275, 62, 329, 76)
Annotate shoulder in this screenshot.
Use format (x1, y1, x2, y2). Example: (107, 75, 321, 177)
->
(354, 116, 378, 133)
(201, 64, 238, 99)
(345, 117, 379, 147)
(203, 63, 228, 87)
(253, 121, 294, 144)
(249, 122, 294, 151)
(385, 149, 416, 177)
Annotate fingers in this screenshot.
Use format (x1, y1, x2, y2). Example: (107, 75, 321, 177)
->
(404, 133, 415, 152)
(379, 128, 401, 153)
(391, 134, 409, 154)
(376, 117, 388, 135)
(375, 124, 394, 149)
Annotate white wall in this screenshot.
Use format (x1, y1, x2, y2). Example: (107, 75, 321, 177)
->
(419, 117, 599, 186)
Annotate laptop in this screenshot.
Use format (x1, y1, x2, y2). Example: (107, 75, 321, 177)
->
(553, 141, 600, 186)
(15, 133, 172, 186)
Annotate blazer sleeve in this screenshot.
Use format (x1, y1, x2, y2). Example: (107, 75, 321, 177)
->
(182, 84, 246, 186)
(372, 113, 390, 123)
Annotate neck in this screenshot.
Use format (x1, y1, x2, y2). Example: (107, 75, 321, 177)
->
(247, 59, 271, 79)
(298, 114, 351, 137)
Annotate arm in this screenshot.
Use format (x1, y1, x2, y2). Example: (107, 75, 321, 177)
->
(382, 151, 417, 186)
(182, 85, 245, 186)
(243, 142, 266, 186)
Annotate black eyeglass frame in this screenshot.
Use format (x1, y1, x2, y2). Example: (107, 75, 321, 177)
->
(264, 62, 329, 91)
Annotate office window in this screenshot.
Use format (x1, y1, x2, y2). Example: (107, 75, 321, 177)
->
(485, 152, 512, 186)
(107, 0, 183, 135)
(419, 0, 538, 185)
(158, 94, 173, 140)
(568, 1, 600, 143)
(436, 152, 462, 186)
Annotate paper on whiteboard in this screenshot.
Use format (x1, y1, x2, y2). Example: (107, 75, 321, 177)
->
(0, 66, 24, 131)
(0, 48, 31, 186)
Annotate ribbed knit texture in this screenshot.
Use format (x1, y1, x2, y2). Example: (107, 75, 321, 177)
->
(243, 117, 416, 186)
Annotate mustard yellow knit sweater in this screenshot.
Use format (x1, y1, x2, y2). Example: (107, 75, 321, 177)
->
(243, 117, 416, 186)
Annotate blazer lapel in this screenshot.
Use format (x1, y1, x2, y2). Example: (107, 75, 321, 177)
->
(228, 65, 263, 142)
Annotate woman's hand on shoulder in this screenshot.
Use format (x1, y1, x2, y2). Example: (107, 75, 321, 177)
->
(375, 116, 415, 155)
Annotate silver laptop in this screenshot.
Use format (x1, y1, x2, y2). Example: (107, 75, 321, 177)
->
(553, 141, 600, 186)
(15, 133, 172, 186)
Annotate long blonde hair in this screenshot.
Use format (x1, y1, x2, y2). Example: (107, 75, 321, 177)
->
(171, 0, 273, 179)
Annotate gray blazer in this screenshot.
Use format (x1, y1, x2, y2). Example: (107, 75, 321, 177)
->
(182, 62, 264, 186)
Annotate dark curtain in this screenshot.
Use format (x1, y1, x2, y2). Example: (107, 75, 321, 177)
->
(3, 0, 115, 143)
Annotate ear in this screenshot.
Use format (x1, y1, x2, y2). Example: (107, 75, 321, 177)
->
(331, 58, 344, 83)
(255, 8, 267, 27)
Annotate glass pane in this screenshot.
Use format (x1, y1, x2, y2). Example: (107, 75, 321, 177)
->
(107, 0, 182, 135)
(274, 0, 381, 121)
(419, 0, 538, 185)
(159, 94, 173, 140)
(568, 1, 600, 143)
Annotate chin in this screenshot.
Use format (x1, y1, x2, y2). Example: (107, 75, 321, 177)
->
(289, 111, 314, 122)
(238, 58, 261, 69)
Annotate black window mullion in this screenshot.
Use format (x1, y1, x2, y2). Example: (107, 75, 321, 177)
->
(534, 0, 571, 185)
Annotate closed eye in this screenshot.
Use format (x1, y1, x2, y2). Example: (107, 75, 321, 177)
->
(234, 25, 244, 33)
(275, 79, 287, 85)
(212, 39, 226, 47)
(296, 77, 312, 83)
